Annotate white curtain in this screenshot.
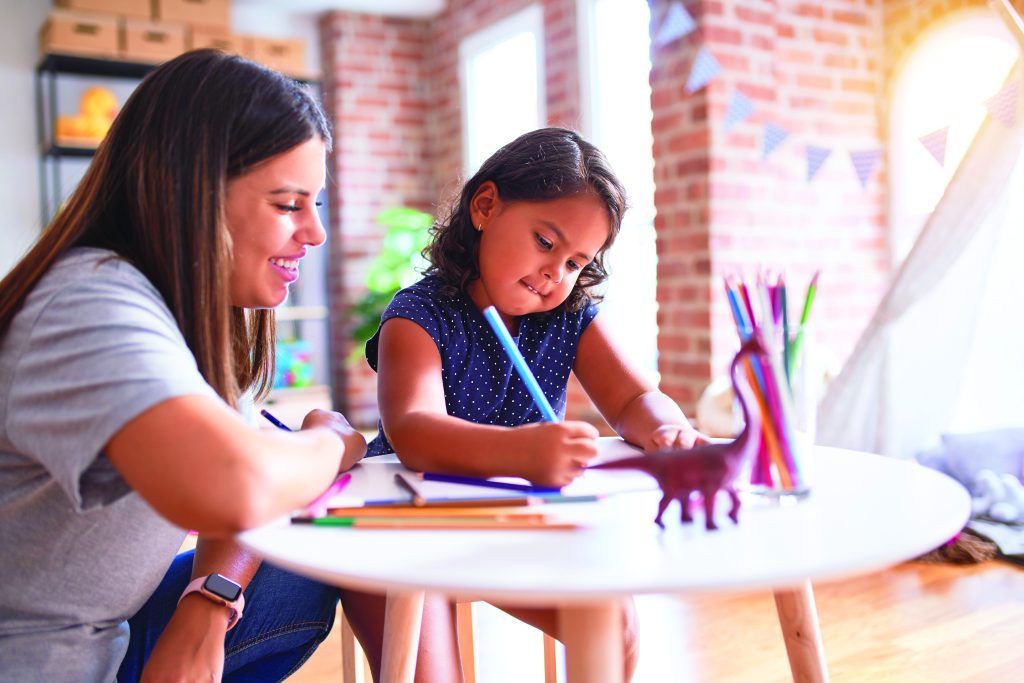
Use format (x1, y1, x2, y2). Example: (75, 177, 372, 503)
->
(818, 67, 1024, 457)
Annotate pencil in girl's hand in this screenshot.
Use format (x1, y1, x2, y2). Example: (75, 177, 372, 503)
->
(260, 409, 292, 431)
(481, 305, 559, 422)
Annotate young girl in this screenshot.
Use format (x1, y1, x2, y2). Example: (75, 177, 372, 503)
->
(366, 127, 706, 679)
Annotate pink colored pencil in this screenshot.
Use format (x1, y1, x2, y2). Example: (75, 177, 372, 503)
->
(306, 473, 353, 518)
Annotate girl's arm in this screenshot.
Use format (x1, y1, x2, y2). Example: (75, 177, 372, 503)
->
(574, 316, 706, 451)
(376, 317, 598, 488)
(105, 398, 366, 535)
(138, 539, 261, 681)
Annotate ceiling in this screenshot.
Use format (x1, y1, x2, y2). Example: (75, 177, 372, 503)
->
(233, 0, 447, 18)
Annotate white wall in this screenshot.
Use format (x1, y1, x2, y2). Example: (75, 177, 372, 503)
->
(0, 1, 51, 274)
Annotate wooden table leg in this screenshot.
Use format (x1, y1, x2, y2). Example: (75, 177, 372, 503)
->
(381, 590, 425, 683)
(773, 580, 830, 682)
(558, 601, 623, 683)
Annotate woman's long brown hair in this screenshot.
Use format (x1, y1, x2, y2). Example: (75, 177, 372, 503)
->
(0, 49, 331, 405)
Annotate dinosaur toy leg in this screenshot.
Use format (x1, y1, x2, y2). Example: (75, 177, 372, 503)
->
(726, 488, 741, 524)
(680, 490, 694, 523)
(700, 488, 718, 530)
(654, 493, 671, 529)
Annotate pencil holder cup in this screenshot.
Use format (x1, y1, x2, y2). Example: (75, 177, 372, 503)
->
(743, 325, 817, 498)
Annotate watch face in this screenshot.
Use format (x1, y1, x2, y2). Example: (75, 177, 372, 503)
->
(204, 573, 243, 602)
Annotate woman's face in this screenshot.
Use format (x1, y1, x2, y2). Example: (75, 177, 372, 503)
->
(224, 137, 327, 309)
(468, 182, 610, 328)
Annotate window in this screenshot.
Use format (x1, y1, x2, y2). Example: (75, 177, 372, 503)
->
(460, 5, 545, 176)
(578, 0, 659, 379)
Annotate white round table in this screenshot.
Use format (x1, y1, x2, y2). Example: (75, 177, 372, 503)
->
(239, 445, 969, 682)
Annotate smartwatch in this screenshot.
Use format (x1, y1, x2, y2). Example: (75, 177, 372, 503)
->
(178, 573, 245, 630)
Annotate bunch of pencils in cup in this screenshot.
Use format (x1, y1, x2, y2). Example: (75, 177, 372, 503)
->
(723, 271, 819, 494)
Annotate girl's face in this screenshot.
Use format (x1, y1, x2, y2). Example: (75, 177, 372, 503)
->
(224, 137, 327, 309)
(468, 183, 611, 327)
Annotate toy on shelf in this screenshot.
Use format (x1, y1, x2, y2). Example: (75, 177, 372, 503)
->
(592, 337, 765, 530)
(273, 339, 313, 389)
(55, 86, 118, 147)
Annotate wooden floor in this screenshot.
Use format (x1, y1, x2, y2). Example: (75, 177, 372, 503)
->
(290, 559, 1024, 682)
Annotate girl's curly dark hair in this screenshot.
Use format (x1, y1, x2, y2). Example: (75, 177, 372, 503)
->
(426, 127, 627, 312)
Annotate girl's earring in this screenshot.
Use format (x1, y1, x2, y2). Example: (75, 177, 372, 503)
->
(477, 223, 483, 232)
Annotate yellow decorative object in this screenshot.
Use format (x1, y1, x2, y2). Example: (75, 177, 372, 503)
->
(55, 86, 118, 147)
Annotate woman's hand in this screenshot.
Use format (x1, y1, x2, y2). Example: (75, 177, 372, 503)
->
(301, 409, 367, 472)
(517, 421, 600, 488)
(645, 424, 711, 452)
(139, 595, 229, 683)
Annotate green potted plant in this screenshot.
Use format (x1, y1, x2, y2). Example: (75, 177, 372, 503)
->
(348, 206, 433, 361)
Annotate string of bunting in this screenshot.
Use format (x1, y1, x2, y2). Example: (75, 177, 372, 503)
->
(654, 0, 1022, 188)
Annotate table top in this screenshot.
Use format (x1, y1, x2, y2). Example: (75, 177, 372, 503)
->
(239, 443, 970, 605)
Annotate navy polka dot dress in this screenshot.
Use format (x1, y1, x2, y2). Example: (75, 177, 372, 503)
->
(365, 275, 599, 456)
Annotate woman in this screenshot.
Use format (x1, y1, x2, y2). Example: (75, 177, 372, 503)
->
(0, 50, 370, 682)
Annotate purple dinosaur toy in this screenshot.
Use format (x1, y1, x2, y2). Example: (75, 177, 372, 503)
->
(592, 337, 765, 530)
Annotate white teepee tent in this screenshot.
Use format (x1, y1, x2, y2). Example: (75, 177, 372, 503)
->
(818, 3, 1024, 459)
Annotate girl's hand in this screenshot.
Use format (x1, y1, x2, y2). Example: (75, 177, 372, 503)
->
(301, 409, 367, 472)
(646, 424, 710, 452)
(139, 595, 228, 683)
(518, 421, 600, 488)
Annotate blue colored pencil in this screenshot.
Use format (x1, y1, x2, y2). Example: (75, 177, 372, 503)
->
(481, 305, 559, 422)
(421, 471, 562, 494)
(260, 408, 293, 431)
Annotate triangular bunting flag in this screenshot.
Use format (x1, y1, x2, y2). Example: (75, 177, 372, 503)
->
(806, 145, 831, 182)
(654, 1, 696, 46)
(983, 81, 1019, 128)
(849, 149, 882, 189)
(724, 90, 755, 132)
(686, 47, 722, 93)
(762, 122, 790, 159)
(918, 126, 949, 167)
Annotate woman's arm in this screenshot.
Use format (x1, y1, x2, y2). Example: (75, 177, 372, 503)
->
(105, 397, 366, 535)
(574, 316, 706, 451)
(138, 538, 262, 682)
(376, 318, 597, 488)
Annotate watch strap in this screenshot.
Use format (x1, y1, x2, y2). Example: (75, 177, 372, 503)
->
(178, 575, 245, 630)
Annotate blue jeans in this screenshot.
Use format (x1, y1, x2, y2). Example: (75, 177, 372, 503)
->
(117, 550, 340, 682)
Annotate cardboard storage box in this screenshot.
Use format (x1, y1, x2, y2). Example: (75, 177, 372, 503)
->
(40, 10, 119, 59)
(55, 0, 151, 20)
(121, 18, 186, 64)
(188, 25, 245, 55)
(156, 0, 230, 28)
(248, 37, 308, 77)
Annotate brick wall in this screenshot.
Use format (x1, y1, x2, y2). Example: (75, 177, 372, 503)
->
(319, 0, 930, 429)
(318, 12, 434, 426)
(320, 0, 594, 428)
(649, 0, 891, 415)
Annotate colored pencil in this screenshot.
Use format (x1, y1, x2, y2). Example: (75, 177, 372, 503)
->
(306, 473, 353, 518)
(362, 496, 535, 508)
(394, 472, 426, 506)
(291, 516, 580, 530)
(323, 506, 550, 519)
(420, 471, 561, 494)
(481, 305, 559, 422)
(260, 408, 292, 431)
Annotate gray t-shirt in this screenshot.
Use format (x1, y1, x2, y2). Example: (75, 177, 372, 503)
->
(0, 248, 219, 682)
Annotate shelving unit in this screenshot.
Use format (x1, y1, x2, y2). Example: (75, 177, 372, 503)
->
(35, 52, 333, 406)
